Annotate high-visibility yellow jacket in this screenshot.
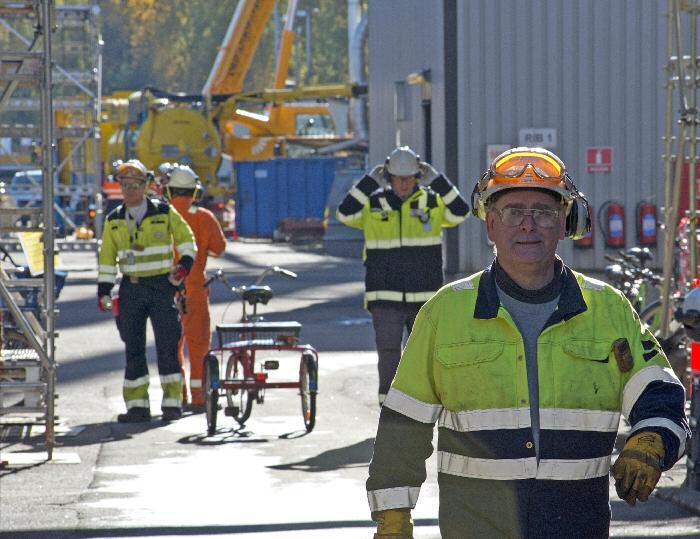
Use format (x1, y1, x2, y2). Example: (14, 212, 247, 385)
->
(336, 174, 468, 309)
(97, 198, 196, 289)
(367, 264, 689, 538)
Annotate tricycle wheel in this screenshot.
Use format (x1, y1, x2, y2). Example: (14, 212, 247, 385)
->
(204, 355, 219, 436)
(300, 351, 318, 432)
(225, 351, 254, 425)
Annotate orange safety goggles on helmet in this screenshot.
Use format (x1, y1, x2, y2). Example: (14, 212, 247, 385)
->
(488, 149, 566, 185)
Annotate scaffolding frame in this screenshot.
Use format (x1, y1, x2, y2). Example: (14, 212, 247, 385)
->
(660, 0, 700, 337)
(0, 0, 57, 459)
(0, 1, 101, 247)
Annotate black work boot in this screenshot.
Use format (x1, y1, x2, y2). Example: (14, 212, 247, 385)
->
(161, 407, 182, 422)
(117, 407, 151, 423)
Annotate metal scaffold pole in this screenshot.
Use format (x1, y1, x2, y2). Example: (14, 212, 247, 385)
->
(39, 0, 56, 457)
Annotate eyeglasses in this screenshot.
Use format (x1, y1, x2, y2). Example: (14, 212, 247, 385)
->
(120, 180, 145, 190)
(489, 152, 565, 184)
(492, 207, 561, 228)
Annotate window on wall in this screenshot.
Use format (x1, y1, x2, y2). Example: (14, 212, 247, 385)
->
(394, 81, 411, 122)
(295, 114, 335, 136)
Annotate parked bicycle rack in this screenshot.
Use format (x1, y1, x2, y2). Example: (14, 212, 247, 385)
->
(0, 0, 59, 459)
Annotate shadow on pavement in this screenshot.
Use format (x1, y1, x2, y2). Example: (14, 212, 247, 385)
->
(0, 419, 179, 473)
(267, 437, 374, 472)
(0, 518, 440, 537)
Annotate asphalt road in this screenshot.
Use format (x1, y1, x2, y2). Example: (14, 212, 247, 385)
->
(1, 240, 699, 538)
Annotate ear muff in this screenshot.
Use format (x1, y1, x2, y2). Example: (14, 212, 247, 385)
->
(470, 172, 489, 220)
(565, 195, 592, 239)
(562, 174, 592, 239)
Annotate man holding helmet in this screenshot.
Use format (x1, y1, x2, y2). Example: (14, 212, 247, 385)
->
(165, 164, 226, 412)
(97, 159, 196, 423)
(337, 146, 469, 405)
(366, 147, 689, 538)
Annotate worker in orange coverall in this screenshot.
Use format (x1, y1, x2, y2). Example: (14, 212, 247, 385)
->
(164, 164, 227, 412)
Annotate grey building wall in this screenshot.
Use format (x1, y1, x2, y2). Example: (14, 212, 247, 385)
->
(369, 1, 672, 274)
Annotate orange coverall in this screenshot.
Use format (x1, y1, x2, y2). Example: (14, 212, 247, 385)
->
(171, 196, 226, 406)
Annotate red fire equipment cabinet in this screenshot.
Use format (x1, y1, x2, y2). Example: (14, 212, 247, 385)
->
(636, 201, 657, 245)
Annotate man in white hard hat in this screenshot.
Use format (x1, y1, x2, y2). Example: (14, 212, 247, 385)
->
(97, 159, 196, 423)
(337, 146, 469, 405)
(164, 164, 226, 412)
(366, 147, 689, 538)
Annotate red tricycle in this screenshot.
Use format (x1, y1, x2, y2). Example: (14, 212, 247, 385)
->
(202, 266, 318, 436)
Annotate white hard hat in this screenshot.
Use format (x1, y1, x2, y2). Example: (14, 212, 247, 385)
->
(385, 146, 420, 177)
(168, 165, 199, 189)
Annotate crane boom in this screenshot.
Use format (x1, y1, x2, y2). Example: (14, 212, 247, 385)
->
(202, 0, 276, 96)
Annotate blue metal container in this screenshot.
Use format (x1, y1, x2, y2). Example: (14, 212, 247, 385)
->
(234, 157, 336, 237)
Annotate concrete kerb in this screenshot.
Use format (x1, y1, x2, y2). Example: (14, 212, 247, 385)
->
(655, 458, 700, 516)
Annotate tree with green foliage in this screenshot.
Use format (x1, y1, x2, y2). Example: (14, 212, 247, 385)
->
(98, 0, 353, 95)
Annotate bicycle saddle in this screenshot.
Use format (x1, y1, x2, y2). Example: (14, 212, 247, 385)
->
(241, 285, 273, 305)
(628, 247, 653, 264)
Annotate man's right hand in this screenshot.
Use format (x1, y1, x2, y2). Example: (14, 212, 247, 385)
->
(374, 509, 413, 538)
(368, 164, 386, 186)
(98, 295, 113, 312)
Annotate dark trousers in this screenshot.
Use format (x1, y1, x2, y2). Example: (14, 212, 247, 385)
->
(370, 304, 420, 398)
(119, 276, 182, 382)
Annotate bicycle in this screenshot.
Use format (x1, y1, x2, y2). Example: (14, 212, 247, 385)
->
(603, 246, 689, 389)
(202, 266, 319, 436)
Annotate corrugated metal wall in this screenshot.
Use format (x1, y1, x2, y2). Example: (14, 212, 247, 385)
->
(367, 1, 446, 166)
(369, 1, 672, 273)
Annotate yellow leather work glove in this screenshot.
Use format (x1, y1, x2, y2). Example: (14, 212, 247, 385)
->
(373, 509, 414, 538)
(611, 431, 665, 506)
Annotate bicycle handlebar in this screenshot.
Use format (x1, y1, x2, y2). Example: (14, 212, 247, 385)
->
(205, 265, 298, 290)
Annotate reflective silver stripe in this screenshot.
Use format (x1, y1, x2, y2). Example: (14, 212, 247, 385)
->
(126, 399, 149, 409)
(630, 417, 688, 458)
(99, 264, 118, 274)
(444, 208, 468, 224)
(402, 236, 442, 247)
(177, 242, 196, 258)
(384, 388, 442, 423)
(97, 273, 117, 284)
(160, 373, 182, 384)
(161, 398, 181, 408)
(439, 451, 536, 480)
(366, 290, 403, 302)
(337, 209, 363, 223)
(438, 451, 611, 481)
(366, 238, 401, 249)
(440, 407, 531, 431)
(367, 486, 420, 512)
(622, 365, 682, 418)
(378, 393, 387, 405)
(405, 291, 435, 302)
(540, 409, 620, 432)
(439, 408, 620, 432)
(190, 379, 202, 388)
(118, 259, 172, 273)
(441, 187, 458, 205)
(366, 236, 442, 249)
(379, 197, 392, 212)
(117, 245, 172, 258)
(537, 456, 611, 480)
(350, 186, 369, 205)
(123, 375, 149, 388)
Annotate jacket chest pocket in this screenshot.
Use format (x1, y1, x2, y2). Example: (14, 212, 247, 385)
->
(149, 220, 169, 243)
(554, 340, 620, 410)
(435, 341, 515, 410)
